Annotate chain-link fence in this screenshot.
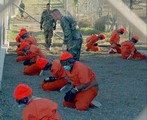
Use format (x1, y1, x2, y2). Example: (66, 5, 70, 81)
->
(65, 0, 146, 27)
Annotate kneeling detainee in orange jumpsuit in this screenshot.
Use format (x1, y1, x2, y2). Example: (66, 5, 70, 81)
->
(16, 41, 46, 75)
(16, 28, 37, 56)
(36, 58, 68, 91)
(121, 36, 147, 60)
(13, 84, 62, 120)
(85, 33, 106, 51)
(108, 28, 126, 54)
(60, 52, 98, 111)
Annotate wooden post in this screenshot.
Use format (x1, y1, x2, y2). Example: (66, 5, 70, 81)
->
(128, 0, 133, 39)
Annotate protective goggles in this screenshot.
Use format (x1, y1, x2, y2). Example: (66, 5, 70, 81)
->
(21, 33, 29, 39)
(60, 58, 75, 66)
(130, 38, 138, 43)
(98, 36, 103, 40)
(60, 60, 69, 66)
(16, 97, 29, 105)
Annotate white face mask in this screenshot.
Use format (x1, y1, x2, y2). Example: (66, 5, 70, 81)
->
(63, 65, 71, 71)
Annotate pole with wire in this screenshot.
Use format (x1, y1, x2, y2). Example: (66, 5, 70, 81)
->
(128, 0, 133, 39)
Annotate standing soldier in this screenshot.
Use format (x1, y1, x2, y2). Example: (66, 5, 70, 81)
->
(51, 9, 83, 61)
(40, 3, 56, 50)
(19, 0, 25, 18)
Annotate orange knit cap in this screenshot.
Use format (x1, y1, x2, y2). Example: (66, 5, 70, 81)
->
(19, 28, 27, 33)
(119, 28, 126, 33)
(19, 41, 29, 50)
(60, 52, 73, 60)
(19, 30, 27, 37)
(99, 34, 106, 39)
(14, 84, 32, 100)
(36, 58, 49, 69)
(132, 36, 139, 41)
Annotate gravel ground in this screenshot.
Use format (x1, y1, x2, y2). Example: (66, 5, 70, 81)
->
(0, 48, 147, 120)
(1, 0, 147, 119)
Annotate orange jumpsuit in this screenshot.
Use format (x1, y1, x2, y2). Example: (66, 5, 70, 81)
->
(23, 98, 61, 120)
(23, 63, 42, 76)
(121, 40, 146, 60)
(63, 61, 98, 111)
(16, 35, 37, 56)
(16, 47, 25, 56)
(16, 44, 45, 62)
(85, 34, 101, 51)
(109, 30, 121, 53)
(22, 34, 37, 45)
(16, 44, 45, 75)
(42, 60, 68, 91)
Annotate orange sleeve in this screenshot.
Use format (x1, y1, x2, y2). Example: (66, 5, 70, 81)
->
(16, 55, 30, 62)
(86, 34, 98, 44)
(26, 36, 37, 45)
(22, 98, 61, 120)
(29, 45, 45, 60)
(129, 43, 136, 52)
(37, 49, 45, 58)
(71, 62, 95, 86)
(110, 31, 120, 44)
(121, 41, 136, 59)
(78, 65, 95, 84)
(51, 60, 66, 78)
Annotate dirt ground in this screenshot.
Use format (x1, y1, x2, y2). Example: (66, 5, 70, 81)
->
(0, 46, 147, 120)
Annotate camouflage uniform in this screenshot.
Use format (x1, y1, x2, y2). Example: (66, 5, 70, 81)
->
(60, 16, 83, 61)
(40, 10, 56, 47)
(19, 1, 25, 18)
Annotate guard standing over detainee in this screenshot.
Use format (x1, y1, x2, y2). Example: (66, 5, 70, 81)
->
(51, 9, 83, 61)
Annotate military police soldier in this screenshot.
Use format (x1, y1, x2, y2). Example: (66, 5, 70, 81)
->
(19, 0, 25, 18)
(51, 9, 83, 61)
(40, 3, 56, 50)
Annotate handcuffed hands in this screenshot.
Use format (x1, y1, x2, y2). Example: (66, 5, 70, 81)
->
(64, 88, 78, 102)
(94, 43, 98, 46)
(44, 76, 56, 82)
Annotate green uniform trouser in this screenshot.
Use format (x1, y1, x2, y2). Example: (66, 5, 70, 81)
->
(20, 11, 24, 18)
(44, 29, 53, 46)
(67, 39, 83, 61)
